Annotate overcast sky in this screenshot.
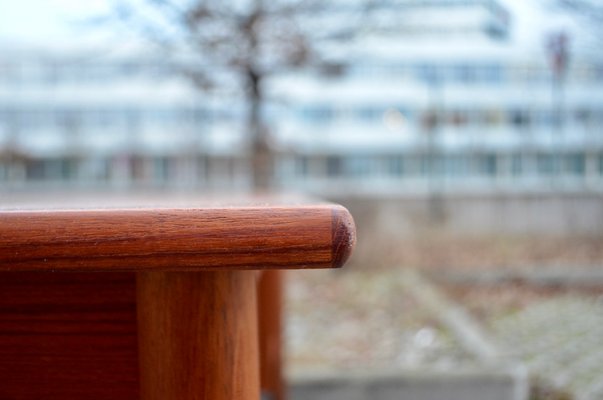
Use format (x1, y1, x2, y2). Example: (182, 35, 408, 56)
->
(0, 0, 110, 42)
(0, 0, 588, 54)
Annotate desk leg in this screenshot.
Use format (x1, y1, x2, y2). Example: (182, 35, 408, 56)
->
(258, 270, 285, 400)
(137, 271, 260, 400)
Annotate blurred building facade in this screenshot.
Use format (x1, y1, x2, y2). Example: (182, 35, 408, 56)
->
(1, 0, 602, 193)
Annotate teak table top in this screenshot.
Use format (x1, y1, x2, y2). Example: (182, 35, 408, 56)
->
(0, 193, 356, 272)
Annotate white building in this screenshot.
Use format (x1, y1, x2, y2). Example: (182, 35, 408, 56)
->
(270, 0, 603, 194)
(0, 0, 602, 193)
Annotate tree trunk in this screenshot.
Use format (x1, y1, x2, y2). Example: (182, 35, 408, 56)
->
(247, 68, 272, 192)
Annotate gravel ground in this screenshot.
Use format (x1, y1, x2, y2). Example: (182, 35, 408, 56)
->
(490, 295, 603, 400)
(286, 269, 474, 373)
(286, 235, 603, 399)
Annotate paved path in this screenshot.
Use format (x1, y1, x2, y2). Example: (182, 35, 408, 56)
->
(490, 296, 603, 400)
(431, 266, 603, 288)
(288, 269, 528, 400)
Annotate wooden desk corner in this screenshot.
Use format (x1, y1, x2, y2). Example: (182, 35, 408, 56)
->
(0, 194, 356, 400)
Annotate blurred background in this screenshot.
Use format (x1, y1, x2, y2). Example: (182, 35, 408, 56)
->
(1, 0, 603, 399)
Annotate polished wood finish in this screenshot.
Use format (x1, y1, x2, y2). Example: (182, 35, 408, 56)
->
(0, 205, 355, 272)
(137, 271, 260, 400)
(0, 272, 139, 399)
(258, 271, 285, 400)
(0, 271, 281, 400)
(0, 197, 356, 400)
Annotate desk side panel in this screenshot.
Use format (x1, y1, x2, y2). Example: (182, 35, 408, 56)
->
(0, 272, 139, 399)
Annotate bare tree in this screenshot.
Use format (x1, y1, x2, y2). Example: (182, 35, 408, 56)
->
(557, 0, 603, 20)
(102, 0, 369, 190)
(555, 0, 603, 40)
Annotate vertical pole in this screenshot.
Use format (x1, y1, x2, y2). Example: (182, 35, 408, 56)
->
(258, 270, 285, 400)
(137, 271, 260, 400)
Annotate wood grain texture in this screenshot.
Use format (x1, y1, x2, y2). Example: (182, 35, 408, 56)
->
(137, 271, 260, 400)
(0, 198, 356, 399)
(258, 270, 285, 400)
(0, 205, 355, 272)
(0, 272, 139, 400)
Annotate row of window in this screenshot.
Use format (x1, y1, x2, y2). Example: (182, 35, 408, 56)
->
(0, 61, 173, 86)
(346, 63, 603, 85)
(292, 153, 603, 178)
(2, 152, 602, 184)
(1, 106, 602, 134)
(0, 155, 243, 183)
(0, 105, 603, 133)
(2, 60, 603, 87)
(299, 106, 603, 129)
(0, 108, 234, 130)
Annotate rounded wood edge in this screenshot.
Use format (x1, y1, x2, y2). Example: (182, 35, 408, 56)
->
(331, 206, 356, 268)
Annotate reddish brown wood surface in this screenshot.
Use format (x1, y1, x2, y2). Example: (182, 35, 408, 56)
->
(137, 271, 260, 400)
(258, 270, 285, 400)
(0, 272, 139, 400)
(0, 205, 355, 272)
(0, 272, 276, 400)
(0, 198, 356, 399)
